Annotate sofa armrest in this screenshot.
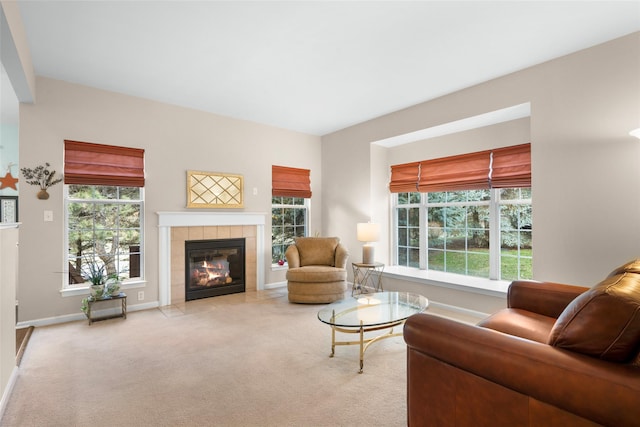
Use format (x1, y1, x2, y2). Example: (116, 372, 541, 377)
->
(508, 280, 589, 318)
(334, 243, 349, 269)
(404, 313, 640, 427)
(284, 245, 300, 268)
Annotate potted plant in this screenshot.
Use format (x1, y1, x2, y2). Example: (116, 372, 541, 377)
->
(83, 260, 107, 298)
(80, 258, 122, 315)
(105, 274, 121, 297)
(20, 162, 63, 199)
(82, 258, 121, 298)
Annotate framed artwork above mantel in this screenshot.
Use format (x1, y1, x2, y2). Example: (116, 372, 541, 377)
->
(186, 171, 244, 209)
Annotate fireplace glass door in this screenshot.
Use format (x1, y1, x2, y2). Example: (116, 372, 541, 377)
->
(185, 238, 245, 300)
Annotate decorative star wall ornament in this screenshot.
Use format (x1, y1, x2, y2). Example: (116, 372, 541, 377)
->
(0, 172, 18, 190)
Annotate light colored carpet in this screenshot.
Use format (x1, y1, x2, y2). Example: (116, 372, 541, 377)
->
(2, 289, 409, 426)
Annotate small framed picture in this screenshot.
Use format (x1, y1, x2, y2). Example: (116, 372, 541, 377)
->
(0, 196, 18, 223)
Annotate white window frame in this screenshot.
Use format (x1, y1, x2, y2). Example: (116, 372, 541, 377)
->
(392, 188, 531, 281)
(271, 196, 309, 266)
(393, 192, 422, 269)
(495, 188, 533, 281)
(63, 185, 145, 292)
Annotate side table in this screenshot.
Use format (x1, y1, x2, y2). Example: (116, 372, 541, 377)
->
(86, 292, 127, 325)
(352, 262, 384, 296)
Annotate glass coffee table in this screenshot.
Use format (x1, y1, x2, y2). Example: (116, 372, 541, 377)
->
(317, 292, 428, 373)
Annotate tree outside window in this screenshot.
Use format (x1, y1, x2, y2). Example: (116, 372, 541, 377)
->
(66, 185, 143, 286)
(271, 196, 308, 264)
(396, 192, 421, 268)
(394, 188, 531, 280)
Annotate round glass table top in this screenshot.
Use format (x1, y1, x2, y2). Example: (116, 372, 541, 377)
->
(317, 292, 428, 328)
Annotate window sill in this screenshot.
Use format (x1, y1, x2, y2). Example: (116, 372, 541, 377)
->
(383, 266, 509, 298)
(271, 264, 288, 272)
(60, 280, 147, 297)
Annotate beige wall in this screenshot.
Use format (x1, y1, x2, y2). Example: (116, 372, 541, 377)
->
(322, 32, 640, 305)
(17, 77, 322, 322)
(0, 226, 18, 412)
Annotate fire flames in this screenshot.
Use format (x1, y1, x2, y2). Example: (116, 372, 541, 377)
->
(192, 259, 232, 287)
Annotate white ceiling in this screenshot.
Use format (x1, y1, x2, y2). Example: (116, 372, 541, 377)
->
(9, 1, 640, 136)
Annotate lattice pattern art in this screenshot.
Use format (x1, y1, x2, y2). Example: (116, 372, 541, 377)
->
(187, 171, 244, 208)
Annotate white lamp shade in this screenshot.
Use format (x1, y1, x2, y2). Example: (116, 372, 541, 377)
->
(357, 223, 380, 242)
(630, 128, 640, 139)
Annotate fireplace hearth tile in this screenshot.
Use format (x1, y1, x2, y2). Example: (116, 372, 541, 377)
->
(169, 224, 259, 303)
(188, 227, 204, 240)
(203, 227, 218, 240)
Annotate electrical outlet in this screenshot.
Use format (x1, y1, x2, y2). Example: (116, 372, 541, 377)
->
(137, 291, 144, 301)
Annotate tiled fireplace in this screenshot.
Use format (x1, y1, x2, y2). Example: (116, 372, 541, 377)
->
(157, 212, 266, 306)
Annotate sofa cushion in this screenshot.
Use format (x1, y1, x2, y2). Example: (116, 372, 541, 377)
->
(478, 308, 557, 344)
(548, 259, 640, 362)
(294, 237, 339, 266)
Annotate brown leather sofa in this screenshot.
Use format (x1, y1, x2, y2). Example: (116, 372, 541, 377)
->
(403, 259, 640, 427)
(285, 237, 349, 303)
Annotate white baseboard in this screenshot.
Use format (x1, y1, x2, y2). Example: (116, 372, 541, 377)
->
(0, 366, 18, 421)
(264, 281, 286, 290)
(16, 301, 159, 328)
(428, 300, 489, 324)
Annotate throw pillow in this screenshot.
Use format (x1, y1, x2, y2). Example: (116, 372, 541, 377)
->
(548, 259, 640, 363)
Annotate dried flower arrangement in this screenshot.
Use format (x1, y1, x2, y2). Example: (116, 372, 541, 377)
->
(20, 163, 63, 190)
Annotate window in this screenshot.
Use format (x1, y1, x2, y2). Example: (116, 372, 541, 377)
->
(271, 165, 311, 265)
(271, 196, 308, 264)
(426, 189, 491, 277)
(66, 185, 143, 287)
(393, 188, 532, 280)
(390, 144, 532, 281)
(498, 188, 532, 280)
(396, 192, 421, 268)
(64, 140, 145, 288)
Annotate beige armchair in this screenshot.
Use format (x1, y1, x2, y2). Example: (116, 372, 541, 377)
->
(285, 237, 349, 303)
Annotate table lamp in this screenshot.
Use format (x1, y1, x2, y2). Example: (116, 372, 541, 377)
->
(357, 222, 380, 264)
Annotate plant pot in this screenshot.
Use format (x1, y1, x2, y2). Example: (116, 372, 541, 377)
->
(106, 282, 121, 297)
(37, 189, 49, 200)
(90, 284, 105, 299)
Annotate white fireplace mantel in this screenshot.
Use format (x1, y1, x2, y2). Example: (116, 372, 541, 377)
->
(157, 211, 267, 306)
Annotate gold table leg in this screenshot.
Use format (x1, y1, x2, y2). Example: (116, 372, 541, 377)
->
(359, 322, 364, 373)
(328, 320, 404, 373)
(330, 309, 336, 357)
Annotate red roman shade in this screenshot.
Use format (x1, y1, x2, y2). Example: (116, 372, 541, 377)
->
(490, 143, 531, 188)
(389, 162, 420, 193)
(64, 140, 145, 187)
(389, 143, 531, 193)
(418, 150, 492, 193)
(272, 165, 311, 198)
